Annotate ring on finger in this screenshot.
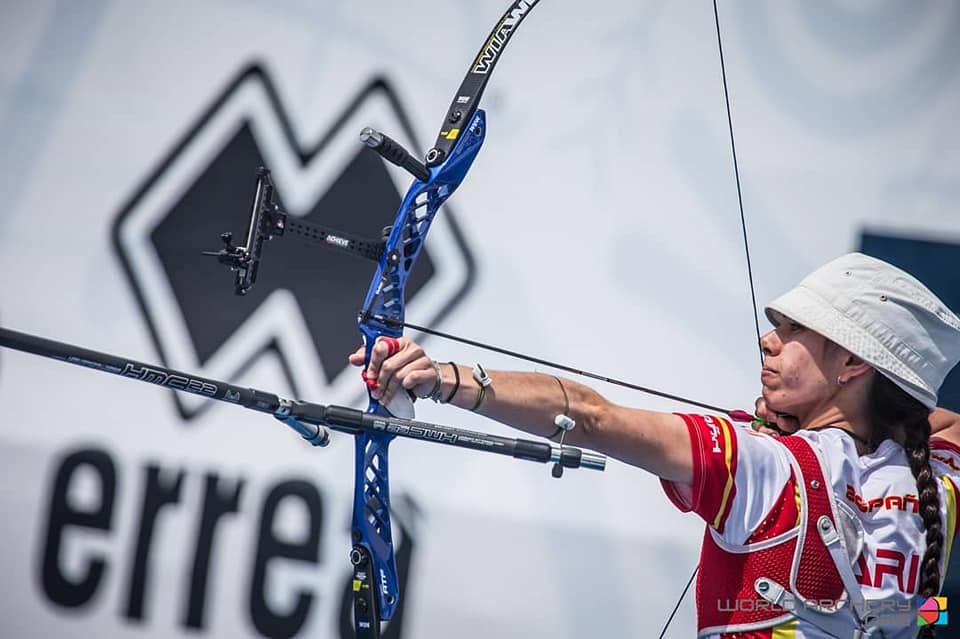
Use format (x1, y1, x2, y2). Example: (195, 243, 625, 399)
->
(381, 337, 400, 357)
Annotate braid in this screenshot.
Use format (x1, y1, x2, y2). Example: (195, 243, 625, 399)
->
(868, 374, 942, 638)
(906, 419, 942, 639)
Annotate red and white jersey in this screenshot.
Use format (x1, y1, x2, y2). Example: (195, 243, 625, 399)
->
(661, 414, 960, 639)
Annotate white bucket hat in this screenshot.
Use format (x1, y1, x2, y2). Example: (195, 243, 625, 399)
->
(764, 252, 960, 410)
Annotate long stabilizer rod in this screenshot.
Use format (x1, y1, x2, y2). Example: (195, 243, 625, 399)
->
(0, 327, 605, 471)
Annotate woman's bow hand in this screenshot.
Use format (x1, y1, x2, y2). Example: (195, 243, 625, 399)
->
(348, 337, 438, 405)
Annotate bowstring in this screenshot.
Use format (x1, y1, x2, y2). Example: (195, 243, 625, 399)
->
(713, 1, 765, 369)
(387, 318, 735, 414)
(658, 3, 765, 637)
(658, 568, 698, 639)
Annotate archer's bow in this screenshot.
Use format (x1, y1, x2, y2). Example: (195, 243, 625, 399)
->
(201, 2, 551, 633)
(338, 3, 541, 635)
(346, 86, 488, 639)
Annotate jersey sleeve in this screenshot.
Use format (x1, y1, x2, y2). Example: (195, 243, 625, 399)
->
(931, 438, 960, 477)
(930, 438, 960, 550)
(660, 413, 796, 545)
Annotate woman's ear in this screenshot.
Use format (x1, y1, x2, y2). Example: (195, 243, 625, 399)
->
(842, 354, 873, 382)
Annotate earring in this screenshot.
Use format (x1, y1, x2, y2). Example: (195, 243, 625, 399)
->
(837, 376, 847, 386)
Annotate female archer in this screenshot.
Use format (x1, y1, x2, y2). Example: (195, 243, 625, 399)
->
(352, 252, 960, 638)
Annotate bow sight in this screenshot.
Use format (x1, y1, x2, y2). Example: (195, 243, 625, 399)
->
(201, 167, 388, 296)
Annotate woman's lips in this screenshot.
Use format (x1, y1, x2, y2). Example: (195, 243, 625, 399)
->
(761, 367, 777, 379)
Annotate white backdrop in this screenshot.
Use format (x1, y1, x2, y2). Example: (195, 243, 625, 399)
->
(1, 1, 959, 638)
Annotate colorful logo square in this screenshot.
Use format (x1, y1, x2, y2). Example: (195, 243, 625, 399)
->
(917, 596, 948, 626)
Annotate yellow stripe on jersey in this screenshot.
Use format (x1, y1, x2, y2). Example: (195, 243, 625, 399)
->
(711, 417, 736, 530)
(772, 618, 798, 639)
(794, 479, 802, 527)
(939, 476, 958, 576)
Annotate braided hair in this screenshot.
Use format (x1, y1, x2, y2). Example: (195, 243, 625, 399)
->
(867, 373, 942, 638)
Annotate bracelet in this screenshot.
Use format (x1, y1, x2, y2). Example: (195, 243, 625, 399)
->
(469, 383, 486, 412)
(421, 359, 443, 400)
(469, 362, 491, 411)
(442, 362, 460, 404)
(548, 376, 575, 440)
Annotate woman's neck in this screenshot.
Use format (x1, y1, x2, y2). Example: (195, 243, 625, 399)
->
(802, 403, 881, 454)
(803, 404, 902, 455)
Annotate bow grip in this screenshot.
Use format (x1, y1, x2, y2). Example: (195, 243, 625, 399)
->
(360, 127, 431, 182)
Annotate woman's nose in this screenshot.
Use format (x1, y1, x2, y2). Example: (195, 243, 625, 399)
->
(760, 329, 779, 356)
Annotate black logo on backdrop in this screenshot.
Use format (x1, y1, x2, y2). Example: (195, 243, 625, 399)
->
(39, 444, 421, 638)
(112, 64, 475, 419)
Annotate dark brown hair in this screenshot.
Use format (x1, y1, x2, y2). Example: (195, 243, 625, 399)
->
(867, 373, 942, 637)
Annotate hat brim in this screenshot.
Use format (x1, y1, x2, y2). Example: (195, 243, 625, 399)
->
(765, 285, 934, 410)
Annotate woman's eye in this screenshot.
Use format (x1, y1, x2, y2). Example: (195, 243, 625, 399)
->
(788, 321, 805, 332)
